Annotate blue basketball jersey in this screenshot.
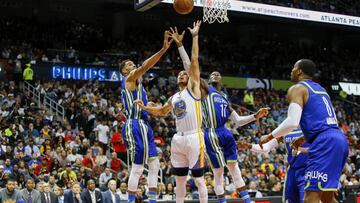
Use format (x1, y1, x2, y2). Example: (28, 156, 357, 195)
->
(121, 77, 149, 120)
(202, 85, 230, 128)
(298, 80, 338, 141)
(284, 128, 309, 169)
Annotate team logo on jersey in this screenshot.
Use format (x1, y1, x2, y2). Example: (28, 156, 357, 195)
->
(174, 99, 187, 119)
(305, 171, 328, 182)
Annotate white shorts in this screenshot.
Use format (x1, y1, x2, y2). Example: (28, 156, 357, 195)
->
(170, 130, 206, 169)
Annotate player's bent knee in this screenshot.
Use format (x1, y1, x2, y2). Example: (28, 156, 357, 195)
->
(148, 158, 160, 171)
(191, 168, 204, 177)
(172, 167, 189, 176)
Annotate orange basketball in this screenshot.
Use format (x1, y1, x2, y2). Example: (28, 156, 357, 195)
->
(173, 0, 194, 15)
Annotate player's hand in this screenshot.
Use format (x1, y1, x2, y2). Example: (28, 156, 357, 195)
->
(169, 27, 185, 47)
(297, 147, 309, 153)
(259, 134, 274, 149)
(236, 141, 252, 150)
(254, 107, 270, 119)
(147, 101, 156, 107)
(188, 20, 201, 37)
(134, 100, 146, 110)
(290, 135, 306, 149)
(162, 31, 174, 50)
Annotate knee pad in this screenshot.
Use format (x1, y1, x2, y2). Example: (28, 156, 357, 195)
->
(148, 158, 160, 173)
(191, 168, 204, 178)
(172, 167, 189, 176)
(227, 163, 245, 188)
(128, 164, 144, 191)
(147, 159, 160, 188)
(131, 163, 145, 177)
(213, 168, 225, 195)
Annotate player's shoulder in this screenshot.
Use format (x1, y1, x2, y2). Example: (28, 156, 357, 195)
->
(288, 83, 308, 94)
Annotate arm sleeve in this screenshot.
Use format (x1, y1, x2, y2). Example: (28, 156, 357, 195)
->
(251, 139, 279, 153)
(229, 111, 256, 127)
(271, 102, 302, 138)
(178, 46, 191, 73)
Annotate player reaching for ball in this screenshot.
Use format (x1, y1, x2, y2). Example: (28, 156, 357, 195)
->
(119, 31, 173, 203)
(135, 20, 208, 203)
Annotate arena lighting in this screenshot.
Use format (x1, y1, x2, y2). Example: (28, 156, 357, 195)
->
(339, 82, 360, 96)
(51, 65, 122, 82)
(161, 0, 360, 27)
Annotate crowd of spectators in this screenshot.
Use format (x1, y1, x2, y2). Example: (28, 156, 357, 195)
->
(243, 0, 360, 16)
(1, 9, 360, 202)
(1, 17, 360, 83)
(0, 67, 359, 202)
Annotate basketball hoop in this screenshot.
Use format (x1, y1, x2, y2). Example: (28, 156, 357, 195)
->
(203, 0, 230, 24)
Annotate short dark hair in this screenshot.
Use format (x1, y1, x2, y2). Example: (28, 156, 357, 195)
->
(119, 59, 131, 74)
(297, 59, 316, 78)
(6, 178, 17, 184)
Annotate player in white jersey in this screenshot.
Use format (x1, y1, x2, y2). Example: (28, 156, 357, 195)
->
(135, 20, 208, 203)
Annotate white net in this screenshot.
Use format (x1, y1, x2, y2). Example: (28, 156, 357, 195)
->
(203, 0, 230, 24)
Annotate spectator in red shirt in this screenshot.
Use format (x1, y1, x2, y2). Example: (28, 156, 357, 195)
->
(111, 125, 127, 163)
(82, 149, 95, 170)
(34, 158, 50, 175)
(109, 152, 122, 173)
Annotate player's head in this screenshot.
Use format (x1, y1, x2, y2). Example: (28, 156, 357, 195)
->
(177, 70, 189, 87)
(209, 71, 222, 84)
(291, 59, 316, 82)
(119, 59, 137, 76)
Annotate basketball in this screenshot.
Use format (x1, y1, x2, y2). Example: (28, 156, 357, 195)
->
(173, 0, 194, 15)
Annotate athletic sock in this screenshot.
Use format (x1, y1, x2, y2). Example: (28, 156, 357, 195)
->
(148, 191, 157, 203)
(239, 190, 251, 203)
(218, 197, 227, 203)
(128, 194, 136, 203)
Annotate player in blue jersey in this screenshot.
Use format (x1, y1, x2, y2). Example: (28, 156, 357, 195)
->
(259, 59, 349, 203)
(238, 128, 309, 203)
(201, 71, 270, 203)
(119, 31, 173, 203)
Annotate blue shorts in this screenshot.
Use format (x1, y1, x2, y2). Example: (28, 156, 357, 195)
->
(122, 119, 157, 164)
(284, 166, 306, 203)
(304, 129, 349, 192)
(204, 127, 237, 168)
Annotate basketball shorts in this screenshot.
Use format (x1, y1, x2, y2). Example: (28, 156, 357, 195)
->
(122, 119, 157, 165)
(204, 127, 237, 168)
(284, 166, 306, 203)
(171, 130, 205, 170)
(304, 128, 349, 192)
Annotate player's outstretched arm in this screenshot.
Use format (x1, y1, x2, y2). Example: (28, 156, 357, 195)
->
(237, 138, 280, 154)
(229, 106, 270, 127)
(259, 84, 307, 146)
(169, 27, 191, 73)
(127, 31, 173, 82)
(134, 99, 173, 117)
(187, 20, 201, 96)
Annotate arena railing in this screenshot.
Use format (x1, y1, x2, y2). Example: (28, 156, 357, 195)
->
(23, 81, 41, 108)
(23, 81, 65, 121)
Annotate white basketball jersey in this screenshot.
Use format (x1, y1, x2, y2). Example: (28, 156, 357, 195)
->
(171, 88, 202, 133)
